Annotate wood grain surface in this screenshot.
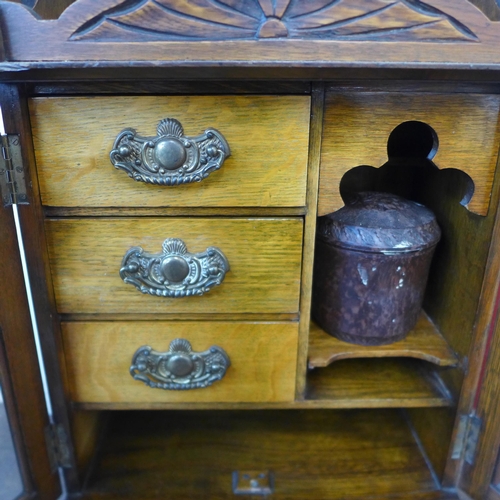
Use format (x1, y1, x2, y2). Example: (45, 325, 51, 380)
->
(306, 359, 452, 408)
(63, 1, 482, 43)
(30, 80, 311, 96)
(0, 84, 80, 492)
(29, 96, 310, 208)
(70, 410, 104, 484)
(295, 83, 324, 398)
(43, 206, 307, 218)
(407, 408, 457, 482)
(10, 0, 500, 24)
(308, 313, 459, 368)
(45, 217, 303, 314)
(440, 120, 500, 488)
(459, 280, 500, 498)
(0, 204, 60, 498)
(82, 409, 439, 499)
(319, 92, 500, 216)
(1, 0, 500, 68)
(62, 321, 298, 404)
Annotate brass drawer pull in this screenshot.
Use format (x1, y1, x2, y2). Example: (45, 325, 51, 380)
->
(110, 118, 230, 185)
(130, 339, 231, 390)
(120, 238, 229, 297)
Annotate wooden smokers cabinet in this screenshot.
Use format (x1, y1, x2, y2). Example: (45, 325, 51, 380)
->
(1, 1, 500, 499)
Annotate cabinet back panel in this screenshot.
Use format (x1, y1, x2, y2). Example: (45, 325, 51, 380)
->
(83, 409, 438, 499)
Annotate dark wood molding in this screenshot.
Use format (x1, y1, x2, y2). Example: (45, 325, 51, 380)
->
(0, 159, 60, 497)
(0, 83, 81, 493)
(14, 0, 500, 23)
(10, 0, 500, 23)
(0, 0, 499, 69)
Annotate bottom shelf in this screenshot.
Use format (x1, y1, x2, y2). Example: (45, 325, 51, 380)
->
(82, 409, 455, 499)
(305, 358, 453, 408)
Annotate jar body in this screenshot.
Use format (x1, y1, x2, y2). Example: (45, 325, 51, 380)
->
(312, 238, 437, 345)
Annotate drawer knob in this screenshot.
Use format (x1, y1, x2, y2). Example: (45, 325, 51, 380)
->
(110, 118, 230, 185)
(130, 339, 231, 390)
(120, 237, 229, 297)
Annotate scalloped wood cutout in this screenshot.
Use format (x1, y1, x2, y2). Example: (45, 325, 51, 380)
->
(0, 0, 498, 65)
(319, 92, 500, 216)
(308, 313, 459, 368)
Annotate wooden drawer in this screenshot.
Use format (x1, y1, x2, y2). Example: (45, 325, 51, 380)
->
(62, 321, 298, 404)
(45, 218, 303, 314)
(29, 96, 310, 208)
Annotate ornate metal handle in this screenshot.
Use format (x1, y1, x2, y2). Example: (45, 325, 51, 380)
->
(120, 238, 229, 297)
(130, 339, 231, 390)
(110, 118, 230, 185)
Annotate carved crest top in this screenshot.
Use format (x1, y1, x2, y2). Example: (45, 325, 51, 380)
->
(0, 0, 498, 68)
(69, 0, 478, 42)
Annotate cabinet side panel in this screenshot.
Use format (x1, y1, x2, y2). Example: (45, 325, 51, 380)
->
(0, 84, 62, 499)
(5, 84, 81, 491)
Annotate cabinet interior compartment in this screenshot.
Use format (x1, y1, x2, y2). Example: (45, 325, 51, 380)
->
(80, 409, 447, 500)
(21, 82, 500, 498)
(306, 88, 500, 487)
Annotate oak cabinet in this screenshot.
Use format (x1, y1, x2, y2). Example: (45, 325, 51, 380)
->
(1, 1, 500, 499)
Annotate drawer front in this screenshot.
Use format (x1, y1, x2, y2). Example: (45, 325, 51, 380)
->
(46, 218, 303, 314)
(30, 95, 310, 208)
(62, 321, 298, 404)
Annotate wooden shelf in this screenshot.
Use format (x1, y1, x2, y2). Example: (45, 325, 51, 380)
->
(308, 312, 459, 369)
(83, 409, 442, 500)
(305, 359, 452, 408)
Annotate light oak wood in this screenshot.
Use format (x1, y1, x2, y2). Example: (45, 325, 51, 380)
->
(61, 321, 298, 404)
(440, 142, 500, 487)
(70, 410, 104, 484)
(305, 359, 452, 408)
(407, 408, 457, 481)
(308, 312, 459, 368)
(45, 218, 303, 314)
(81, 409, 439, 499)
(296, 83, 324, 398)
(319, 92, 500, 216)
(29, 96, 310, 208)
(61, 313, 298, 322)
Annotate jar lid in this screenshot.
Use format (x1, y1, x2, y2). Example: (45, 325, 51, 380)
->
(317, 192, 441, 253)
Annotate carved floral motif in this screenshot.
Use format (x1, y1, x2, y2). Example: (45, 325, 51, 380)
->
(70, 0, 477, 42)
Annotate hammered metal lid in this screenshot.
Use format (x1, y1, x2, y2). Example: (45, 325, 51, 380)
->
(317, 192, 441, 253)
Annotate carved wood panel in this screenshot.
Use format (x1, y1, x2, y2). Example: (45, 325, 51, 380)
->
(69, 0, 478, 42)
(0, 0, 498, 65)
(12, 0, 500, 22)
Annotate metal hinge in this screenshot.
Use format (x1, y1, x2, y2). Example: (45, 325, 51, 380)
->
(0, 133, 28, 206)
(44, 424, 72, 471)
(451, 414, 482, 465)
